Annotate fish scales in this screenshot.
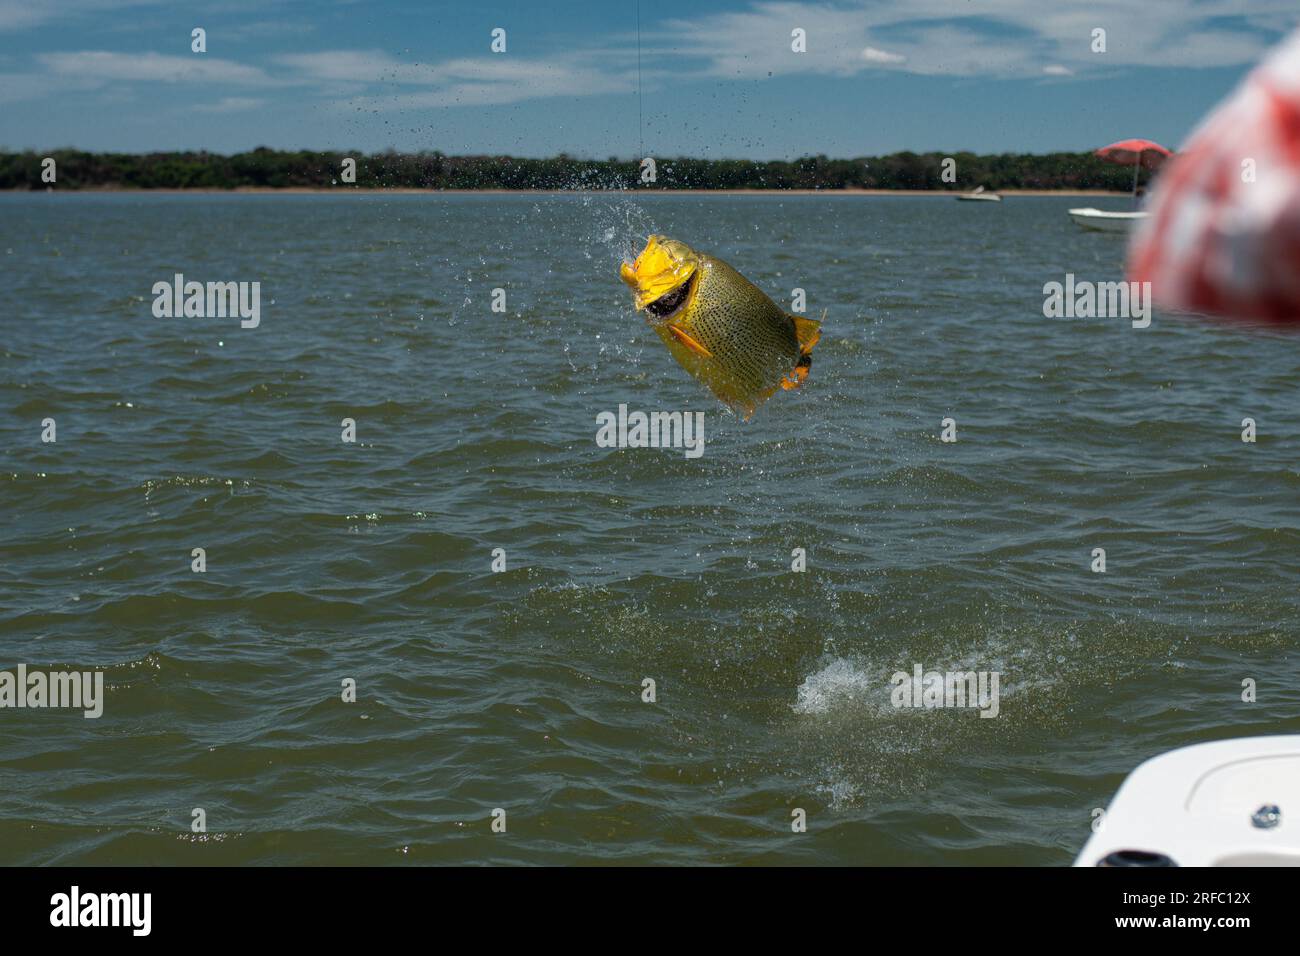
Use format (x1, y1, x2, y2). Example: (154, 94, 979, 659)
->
(691, 256, 796, 391)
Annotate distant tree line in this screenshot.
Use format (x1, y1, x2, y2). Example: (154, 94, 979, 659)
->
(0, 148, 1152, 191)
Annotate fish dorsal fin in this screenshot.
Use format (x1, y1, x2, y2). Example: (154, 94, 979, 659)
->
(666, 323, 714, 358)
(790, 312, 822, 354)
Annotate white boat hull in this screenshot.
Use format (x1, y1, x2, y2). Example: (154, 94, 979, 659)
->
(1069, 207, 1148, 232)
(1075, 736, 1300, 867)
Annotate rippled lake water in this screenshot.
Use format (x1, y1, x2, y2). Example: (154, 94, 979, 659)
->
(1, 192, 1298, 865)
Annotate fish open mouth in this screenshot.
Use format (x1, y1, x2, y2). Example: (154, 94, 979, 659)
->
(644, 273, 695, 321)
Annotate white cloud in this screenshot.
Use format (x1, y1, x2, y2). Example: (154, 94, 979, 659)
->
(336, 62, 636, 110)
(12, 44, 636, 113)
(273, 50, 433, 85)
(0, 68, 124, 104)
(194, 96, 264, 113)
(8, 0, 1298, 119)
(657, 0, 1298, 79)
(0, 0, 164, 33)
(273, 49, 637, 109)
(38, 51, 275, 86)
(861, 47, 905, 65)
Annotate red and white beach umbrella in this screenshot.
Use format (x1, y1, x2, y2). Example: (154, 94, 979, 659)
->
(1095, 138, 1173, 199)
(1096, 139, 1173, 170)
(1128, 30, 1300, 325)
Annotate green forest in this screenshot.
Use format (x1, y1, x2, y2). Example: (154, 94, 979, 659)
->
(0, 148, 1151, 191)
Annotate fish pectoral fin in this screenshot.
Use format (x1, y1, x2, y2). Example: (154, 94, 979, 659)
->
(791, 313, 822, 354)
(665, 323, 714, 358)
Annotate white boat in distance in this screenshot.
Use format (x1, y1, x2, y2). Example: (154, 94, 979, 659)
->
(956, 185, 1001, 202)
(1075, 736, 1300, 867)
(1068, 207, 1149, 232)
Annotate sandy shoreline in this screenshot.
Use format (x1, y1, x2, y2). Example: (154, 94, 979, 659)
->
(9, 186, 1130, 197)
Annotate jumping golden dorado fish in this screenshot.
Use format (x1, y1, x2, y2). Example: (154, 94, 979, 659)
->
(619, 236, 821, 419)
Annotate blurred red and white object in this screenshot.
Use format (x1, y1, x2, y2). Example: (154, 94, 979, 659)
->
(1128, 29, 1300, 325)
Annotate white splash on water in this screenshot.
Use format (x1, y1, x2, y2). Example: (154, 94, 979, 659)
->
(578, 193, 658, 271)
(792, 657, 881, 715)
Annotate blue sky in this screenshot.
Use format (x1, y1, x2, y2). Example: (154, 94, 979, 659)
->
(1, 0, 1295, 158)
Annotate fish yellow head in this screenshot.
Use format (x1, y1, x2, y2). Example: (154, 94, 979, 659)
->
(619, 235, 700, 317)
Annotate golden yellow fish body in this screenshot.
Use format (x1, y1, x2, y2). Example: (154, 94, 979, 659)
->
(619, 236, 821, 418)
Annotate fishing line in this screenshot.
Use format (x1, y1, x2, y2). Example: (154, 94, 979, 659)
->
(637, 0, 642, 158)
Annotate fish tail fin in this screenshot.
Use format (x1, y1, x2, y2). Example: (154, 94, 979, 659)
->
(792, 311, 822, 355)
(781, 311, 821, 391)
